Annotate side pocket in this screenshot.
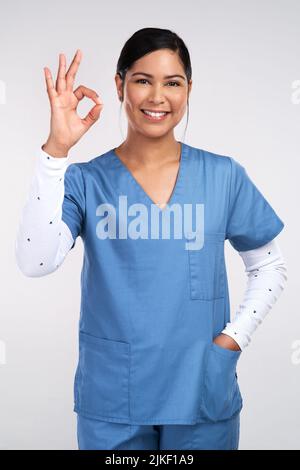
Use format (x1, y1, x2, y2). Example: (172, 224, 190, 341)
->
(200, 342, 243, 422)
(186, 232, 225, 300)
(74, 331, 130, 420)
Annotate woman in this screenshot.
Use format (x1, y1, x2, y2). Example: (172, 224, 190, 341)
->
(15, 28, 287, 450)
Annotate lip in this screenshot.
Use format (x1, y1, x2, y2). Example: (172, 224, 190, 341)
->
(141, 109, 170, 121)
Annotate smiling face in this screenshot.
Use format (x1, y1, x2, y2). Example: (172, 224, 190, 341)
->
(115, 48, 192, 137)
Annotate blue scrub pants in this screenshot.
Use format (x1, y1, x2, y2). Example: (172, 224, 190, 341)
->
(76, 412, 240, 450)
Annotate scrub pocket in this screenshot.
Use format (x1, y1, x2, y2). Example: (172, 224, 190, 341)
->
(200, 342, 243, 422)
(74, 331, 130, 420)
(186, 232, 225, 300)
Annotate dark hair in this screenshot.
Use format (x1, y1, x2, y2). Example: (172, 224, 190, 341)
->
(116, 27, 192, 139)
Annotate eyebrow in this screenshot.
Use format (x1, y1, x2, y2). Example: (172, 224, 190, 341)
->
(131, 72, 186, 81)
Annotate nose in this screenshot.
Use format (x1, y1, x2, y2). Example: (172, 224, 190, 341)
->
(147, 83, 166, 104)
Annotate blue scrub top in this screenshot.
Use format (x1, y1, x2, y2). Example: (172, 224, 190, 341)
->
(62, 142, 284, 425)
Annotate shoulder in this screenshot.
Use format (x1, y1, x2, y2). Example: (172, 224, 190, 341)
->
(184, 142, 235, 171)
(66, 147, 114, 177)
(86, 147, 114, 167)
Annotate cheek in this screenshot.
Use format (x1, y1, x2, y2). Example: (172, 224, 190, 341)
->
(126, 88, 146, 108)
(171, 93, 187, 109)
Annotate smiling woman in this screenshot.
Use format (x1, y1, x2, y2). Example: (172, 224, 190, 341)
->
(15, 26, 287, 451)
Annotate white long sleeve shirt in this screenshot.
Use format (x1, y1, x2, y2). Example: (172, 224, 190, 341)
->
(15, 147, 288, 351)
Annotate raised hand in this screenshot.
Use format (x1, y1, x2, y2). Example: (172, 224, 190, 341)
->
(42, 50, 103, 157)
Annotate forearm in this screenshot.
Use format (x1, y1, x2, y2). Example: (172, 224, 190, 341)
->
(15, 146, 75, 277)
(220, 238, 288, 351)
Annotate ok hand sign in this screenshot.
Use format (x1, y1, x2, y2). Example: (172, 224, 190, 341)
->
(43, 50, 103, 157)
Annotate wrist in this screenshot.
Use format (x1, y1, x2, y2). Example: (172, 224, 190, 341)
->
(42, 140, 70, 158)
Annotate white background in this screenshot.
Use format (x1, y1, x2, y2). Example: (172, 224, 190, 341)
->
(0, 0, 298, 449)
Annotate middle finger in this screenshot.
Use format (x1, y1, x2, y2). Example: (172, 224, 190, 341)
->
(66, 49, 82, 91)
(55, 53, 67, 93)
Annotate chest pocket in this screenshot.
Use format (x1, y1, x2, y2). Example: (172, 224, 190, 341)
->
(186, 231, 225, 300)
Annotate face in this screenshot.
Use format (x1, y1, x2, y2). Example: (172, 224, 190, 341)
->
(115, 48, 192, 137)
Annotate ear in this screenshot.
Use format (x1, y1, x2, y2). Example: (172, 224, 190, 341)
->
(115, 73, 123, 102)
(188, 79, 192, 98)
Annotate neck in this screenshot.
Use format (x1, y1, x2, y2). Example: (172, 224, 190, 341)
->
(116, 133, 181, 168)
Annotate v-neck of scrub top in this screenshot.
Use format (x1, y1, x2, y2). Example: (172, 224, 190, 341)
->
(109, 141, 188, 212)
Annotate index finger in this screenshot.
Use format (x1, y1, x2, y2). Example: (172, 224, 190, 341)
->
(43, 67, 57, 100)
(66, 49, 82, 91)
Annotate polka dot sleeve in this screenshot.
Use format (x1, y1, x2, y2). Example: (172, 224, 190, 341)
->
(15, 146, 76, 277)
(221, 236, 288, 350)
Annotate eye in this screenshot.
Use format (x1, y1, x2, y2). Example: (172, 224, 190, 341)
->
(135, 79, 180, 86)
(135, 79, 149, 84)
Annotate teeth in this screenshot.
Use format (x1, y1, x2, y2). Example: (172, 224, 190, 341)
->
(143, 110, 167, 117)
